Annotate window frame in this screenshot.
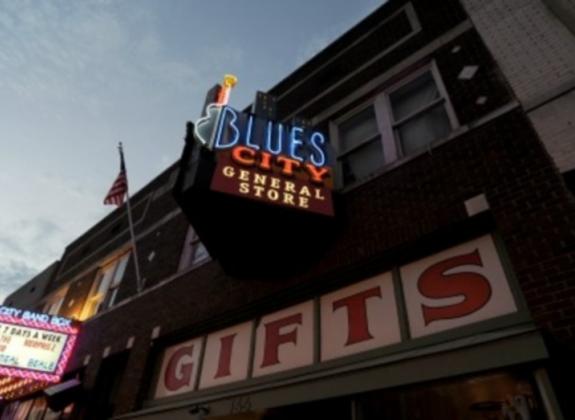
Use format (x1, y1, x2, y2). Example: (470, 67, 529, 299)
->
(336, 105, 381, 156)
(42, 286, 69, 316)
(81, 251, 131, 319)
(331, 61, 458, 188)
(381, 62, 459, 159)
(104, 252, 130, 309)
(335, 104, 385, 186)
(178, 226, 210, 272)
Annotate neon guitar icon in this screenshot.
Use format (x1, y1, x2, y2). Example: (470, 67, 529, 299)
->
(194, 74, 238, 148)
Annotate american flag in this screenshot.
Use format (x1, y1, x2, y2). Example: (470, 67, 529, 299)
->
(104, 144, 128, 206)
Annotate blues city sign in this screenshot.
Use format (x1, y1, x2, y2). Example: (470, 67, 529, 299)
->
(193, 76, 334, 216)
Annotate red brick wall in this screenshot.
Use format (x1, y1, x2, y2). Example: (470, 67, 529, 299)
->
(68, 109, 575, 415)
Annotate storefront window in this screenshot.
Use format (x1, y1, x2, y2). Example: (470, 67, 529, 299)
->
(356, 371, 545, 420)
(0, 399, 73, 420)
(263, 396, 352, 420)
(260, 370, 547, 420)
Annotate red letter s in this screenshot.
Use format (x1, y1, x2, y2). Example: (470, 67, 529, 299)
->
(418, 250, 492, 325)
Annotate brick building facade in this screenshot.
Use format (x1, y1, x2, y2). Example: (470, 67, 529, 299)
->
(2, 0, 575, 419)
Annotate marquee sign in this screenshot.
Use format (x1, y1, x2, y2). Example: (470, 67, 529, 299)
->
(193, 76, 334, 216)
(154, 235, 519, 399)
(0, 307, 79, 383)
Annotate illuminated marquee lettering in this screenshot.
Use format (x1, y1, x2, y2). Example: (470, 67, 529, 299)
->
(214, 106, 241, 149)
(245, 114, 258, 150)
(221, 165, 326, 209)
(230, 146, 331, 183)
(193, 76, 334, 215)
(0, 306, 79, 384)
(211, 143, 334, 215)
(309, 132, 327, 167)
(202, 105, 329, 168)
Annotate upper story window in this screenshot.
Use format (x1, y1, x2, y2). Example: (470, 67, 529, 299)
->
(333, 63, 457, 187)
(81, 252, 130, 319)
(178, 226, 210, 271)
(338, 106, 385, 186)
(43, 287, 68, 316)
(389, 70, 453, 156)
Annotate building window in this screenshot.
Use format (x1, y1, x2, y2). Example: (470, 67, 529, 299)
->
(82, 252, 130, 319)
(178, 226, 210, 271)
(43, 287, 68, 316)
(388, 70, 453, 156)
(334, 63, 457, 187)
(338, 105, 384, 186)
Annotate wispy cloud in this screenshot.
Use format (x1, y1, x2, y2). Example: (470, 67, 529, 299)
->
(0, 260, 37, 298)
(0, 218, 63, 302)
(295, 0, 384, 66)
(0, 0, 209, 301)
(0, 0, 214, 113)
(0, 154, 107, 303)
(0, 0, 378, 305)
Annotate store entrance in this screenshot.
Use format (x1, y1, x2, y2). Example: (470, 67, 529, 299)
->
(207, 414, 264, 420)
(263, 396, 351, 420)
(261, 370, 548, 420)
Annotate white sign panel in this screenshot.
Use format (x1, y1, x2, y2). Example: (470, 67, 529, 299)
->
(0, 307, 78, 384)
(155, 337, 203, 398)
(152, 235, 523, 400)
(0, 323, 68, 373)
(199, 322, 253, 389)
(252, 301, 314, 378)
(401, 235, 517, 338)
(320, 272, 401, 361)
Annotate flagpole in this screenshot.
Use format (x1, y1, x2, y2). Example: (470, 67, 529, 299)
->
(119, 142, 144, 293)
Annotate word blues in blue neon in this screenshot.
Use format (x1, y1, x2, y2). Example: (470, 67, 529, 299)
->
(199, 105, 329, 167)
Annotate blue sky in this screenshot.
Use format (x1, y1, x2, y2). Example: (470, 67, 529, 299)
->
(0, 0, 384, 301)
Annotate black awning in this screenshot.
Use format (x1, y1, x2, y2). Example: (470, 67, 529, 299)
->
(43, 379, 82, 412)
